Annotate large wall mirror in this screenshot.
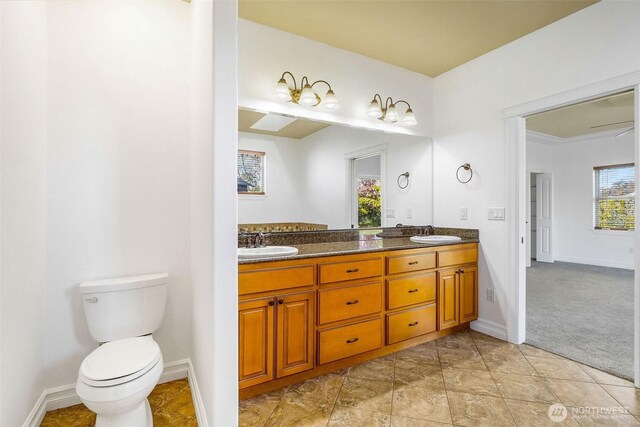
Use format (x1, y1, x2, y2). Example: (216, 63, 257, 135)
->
(238, 108, 433, 232)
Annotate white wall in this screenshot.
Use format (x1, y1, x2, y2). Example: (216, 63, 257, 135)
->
(0, 2, 48, 425)
(190, 0, 238, 425)
(528, 133, 635, 269)
(42, 0, 192, 389)
(238, 19, 433, 137)
(299, 126, 432, 229)
(1, 1, 195, 424)
(238, 132, 303, 224)
(433, 1, 640, 330)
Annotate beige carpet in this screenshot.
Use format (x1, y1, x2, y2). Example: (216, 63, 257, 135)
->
(526, 260, 634, 380)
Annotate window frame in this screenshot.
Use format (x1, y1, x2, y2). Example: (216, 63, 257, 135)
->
(593, 162, 635, 231)
(237, 149, 266, 196)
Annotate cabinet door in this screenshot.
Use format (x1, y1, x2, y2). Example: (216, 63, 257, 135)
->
(277, 291, 315, 378)
(438, 269, 459, 330)
(459, 266, 478, 323)
(239, 297, 275, 389)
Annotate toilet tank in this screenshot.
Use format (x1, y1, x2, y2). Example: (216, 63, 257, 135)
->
(79, 273, 168, 343)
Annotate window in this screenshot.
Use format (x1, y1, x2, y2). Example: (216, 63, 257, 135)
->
(237, 150, 265, 195)
(594, 163, 635, 230)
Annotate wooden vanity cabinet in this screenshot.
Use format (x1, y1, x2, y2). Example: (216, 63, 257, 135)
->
(437, 265, 478, 331)
(238, 290, 315, 389)
(239, 242, 478, 397)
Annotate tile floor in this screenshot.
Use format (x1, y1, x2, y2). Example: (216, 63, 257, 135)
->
(240, 331, 640, 427)
(40, 378, 197, 427)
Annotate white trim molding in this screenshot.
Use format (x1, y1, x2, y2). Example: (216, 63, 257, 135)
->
(23, 359, 204, 427)
(470, 318, 508, 341)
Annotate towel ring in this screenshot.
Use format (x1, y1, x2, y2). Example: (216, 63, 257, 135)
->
(397, 172, 410, 189)
(456, 163, 473, 184)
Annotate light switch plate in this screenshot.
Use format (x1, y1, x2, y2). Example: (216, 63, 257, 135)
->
(488, 207, 505, 221)
(459, 207, 468, 220)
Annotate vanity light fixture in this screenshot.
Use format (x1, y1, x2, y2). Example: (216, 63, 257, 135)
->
(366, 94, 417, 126)
(273, 71, 339, 110)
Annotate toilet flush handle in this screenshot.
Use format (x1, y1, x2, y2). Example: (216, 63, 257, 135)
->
(84, 297, 98, 303)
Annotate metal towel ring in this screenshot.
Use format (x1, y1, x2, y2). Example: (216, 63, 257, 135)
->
(397, 172, 410, 189)
(456, 163, 473, 184)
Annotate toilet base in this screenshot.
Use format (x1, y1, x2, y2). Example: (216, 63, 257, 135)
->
(95, 399, 152, 427)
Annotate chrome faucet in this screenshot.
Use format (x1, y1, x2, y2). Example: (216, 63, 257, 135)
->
(423, 225, 435, 236)
(255, 231, 268, 248)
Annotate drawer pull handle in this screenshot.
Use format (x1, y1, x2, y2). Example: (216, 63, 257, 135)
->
(408, 261, 419, 265)
(346, 337, 359, 344)
(346, 299, 360, 305)
(408, 321, 419, 327)
(408, 289, 419, 293)
(346, 268, 360, 273)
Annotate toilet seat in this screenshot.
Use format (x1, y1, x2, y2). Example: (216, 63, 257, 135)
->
(80, 336, 160, 387)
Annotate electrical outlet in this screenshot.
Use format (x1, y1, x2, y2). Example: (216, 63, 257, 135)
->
(459, 207, 468, 220)
(487, 289, 496, 302)
(407, 209, 413, 219)
(630, 247, 634, 254)
(387, 209, 395, 218)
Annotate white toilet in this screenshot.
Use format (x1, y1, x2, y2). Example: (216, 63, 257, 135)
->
(76, 273, 168, 427)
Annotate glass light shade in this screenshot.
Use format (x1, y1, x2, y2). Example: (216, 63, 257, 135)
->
(323, 90, 339, 110)
(298, 84, 318, 106)
(273, 79, 292, 102)
(401, 108, 418, 126)
(385, 104, 399, 122)
(366, 99, 383, 118)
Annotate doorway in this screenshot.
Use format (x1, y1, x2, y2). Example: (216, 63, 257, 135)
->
(348, 151, 386, 229)
(506, 77, 640, 385)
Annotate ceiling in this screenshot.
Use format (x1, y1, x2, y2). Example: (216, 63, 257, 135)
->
(239, 109, 331, 139)
(527, 91, 634, 139)
(239, 0, 597, 77)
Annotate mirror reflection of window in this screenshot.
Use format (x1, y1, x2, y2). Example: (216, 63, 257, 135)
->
(237, 150, 265, 195)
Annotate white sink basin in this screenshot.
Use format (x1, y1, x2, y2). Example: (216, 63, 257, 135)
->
(238, 246, 299, 259)
(410, 235, 462, 244)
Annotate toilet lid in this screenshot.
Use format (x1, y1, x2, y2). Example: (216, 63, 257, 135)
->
(81, 336, 160, 382)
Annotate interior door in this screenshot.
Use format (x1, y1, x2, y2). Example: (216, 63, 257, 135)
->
(536, 173, 554, 263)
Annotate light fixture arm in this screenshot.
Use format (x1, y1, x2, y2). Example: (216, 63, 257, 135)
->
(393, 100, 412, 111)
(310, 79, 334, 92)
(280, 71, 298, 90)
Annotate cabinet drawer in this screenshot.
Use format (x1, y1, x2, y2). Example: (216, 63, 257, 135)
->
(318, 282, 382, 325)
(386, 252, 436, 275)
(387, 273, 436, 310)
(319, 258, 382, 285)
(239, 265, 315, 295)
(318, 319, 382, 364)
(437, 248, 477, 268)
(387, 304, 436, 345)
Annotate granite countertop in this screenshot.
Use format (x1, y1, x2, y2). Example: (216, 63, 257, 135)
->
(238, 236, 479, 265)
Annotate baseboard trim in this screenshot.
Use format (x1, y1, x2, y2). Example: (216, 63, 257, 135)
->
(470, 318, 508, 341)
(23, 358, 202, 427)
(553, 256, 633, 270)
(186, 359, 208, 427)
